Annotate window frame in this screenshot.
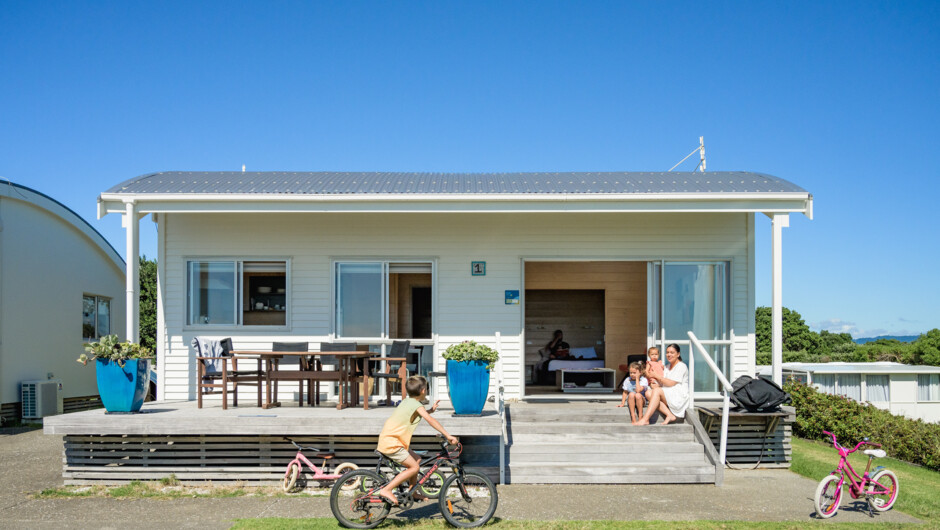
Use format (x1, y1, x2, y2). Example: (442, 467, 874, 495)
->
(331, 258, 436, 341)
(183, 257, 292, 331)
(82, 294, 111, 341)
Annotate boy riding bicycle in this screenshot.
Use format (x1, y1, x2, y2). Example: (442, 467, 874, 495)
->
(376, 375, 458, 506)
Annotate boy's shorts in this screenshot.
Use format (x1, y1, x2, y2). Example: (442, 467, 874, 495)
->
(383, 447, 411, 464)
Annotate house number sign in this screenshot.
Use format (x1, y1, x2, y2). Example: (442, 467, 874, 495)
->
(471, 261, 486, 276)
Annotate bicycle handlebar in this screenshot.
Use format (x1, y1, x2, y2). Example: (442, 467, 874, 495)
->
(284, 437, 320, 453)
(821, 431, 880, 453)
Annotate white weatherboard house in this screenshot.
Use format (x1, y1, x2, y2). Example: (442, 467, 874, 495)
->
(98, 171, 812, 404)
(772, 362, 940, 423)
(0, 182, 125, 422)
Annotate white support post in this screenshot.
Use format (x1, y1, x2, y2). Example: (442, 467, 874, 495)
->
(125, 201, 140, 343)
(771, 213, 789, 386)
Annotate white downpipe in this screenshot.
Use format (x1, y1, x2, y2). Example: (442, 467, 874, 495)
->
(124, 201, 139, 343)
(495, 332, 506, 485)
(688, 331, 734, 468)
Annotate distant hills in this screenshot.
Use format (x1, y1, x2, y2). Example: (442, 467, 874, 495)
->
(854, 335, 920, 345)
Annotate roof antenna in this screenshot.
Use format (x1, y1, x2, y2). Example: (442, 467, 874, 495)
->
(668, 136, 706, 172)
(242, 165, 246, 172)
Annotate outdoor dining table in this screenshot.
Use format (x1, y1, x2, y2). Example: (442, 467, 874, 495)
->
(231, 351, 377, 410)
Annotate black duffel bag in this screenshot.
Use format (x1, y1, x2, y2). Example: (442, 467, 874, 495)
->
(729, 375, 791, 412)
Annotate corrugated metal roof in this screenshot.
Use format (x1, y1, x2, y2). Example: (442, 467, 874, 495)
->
(104, 171, 808, 196)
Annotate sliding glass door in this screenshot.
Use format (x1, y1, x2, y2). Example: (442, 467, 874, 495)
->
(649, 261, 730, 394)
(335, 262, 385, 338)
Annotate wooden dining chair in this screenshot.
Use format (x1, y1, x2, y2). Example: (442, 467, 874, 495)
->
(312, 342, 358, 405)
(195, 337, 262, 409)
(272, 341, 310, 406)
(369, 340, 411, 405)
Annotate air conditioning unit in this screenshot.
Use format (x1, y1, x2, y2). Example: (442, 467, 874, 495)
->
(21, 380, 64, 419)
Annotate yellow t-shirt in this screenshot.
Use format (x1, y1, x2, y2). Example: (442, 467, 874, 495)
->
(376, 397, 424, 454)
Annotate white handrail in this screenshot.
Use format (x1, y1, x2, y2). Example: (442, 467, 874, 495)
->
(687, 331, 733, 467)
(495, 332, 506, 485)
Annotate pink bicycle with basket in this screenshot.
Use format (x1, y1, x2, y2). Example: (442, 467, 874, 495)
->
(814, 430, 899, 518)
(283, 437, 359, 492)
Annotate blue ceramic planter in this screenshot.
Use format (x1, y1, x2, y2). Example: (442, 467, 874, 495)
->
(446, 360, 490, 415)
(96, 358, 150, 413)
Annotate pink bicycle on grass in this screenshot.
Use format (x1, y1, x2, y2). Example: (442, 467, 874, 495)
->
(283, 437, 359, 492)
(814, 430, 899, 519)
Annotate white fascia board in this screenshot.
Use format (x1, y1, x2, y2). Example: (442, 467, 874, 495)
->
(98, 192, 812, 216)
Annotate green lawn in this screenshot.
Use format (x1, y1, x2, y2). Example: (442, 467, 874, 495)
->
(790, 437, 940, 523)
(231, 520, 917, 530)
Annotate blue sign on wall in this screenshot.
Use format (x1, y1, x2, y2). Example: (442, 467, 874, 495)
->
(505, 290, 520, 304)
(471, 261, 486, 276)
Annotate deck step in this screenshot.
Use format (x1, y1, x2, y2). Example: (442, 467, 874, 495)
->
(507, 451, 708, 464)
(508, 441, 706, 456)
(508, 463, 716, 484)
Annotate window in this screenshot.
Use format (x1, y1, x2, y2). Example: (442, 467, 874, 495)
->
(866, 375, 890, 403)
(83, 295, 111, 340)
(918, 374, 940, 402)
(835, 374, 862, 402)
(187, 260, 288, 326)
(652, 261, 731, 393)
(334, 261, 432, 339)
(813, 374, 835, 394)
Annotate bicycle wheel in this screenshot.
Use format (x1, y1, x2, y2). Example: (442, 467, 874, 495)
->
(868, 469, 899, 512)
(330, 469, 390, 529)
(814, 474, 842, 519)
(419, 467, 446, 499)
(283, 463, 300, 492)
(334, 462, 360, 491)
(438, 470, 498, 528)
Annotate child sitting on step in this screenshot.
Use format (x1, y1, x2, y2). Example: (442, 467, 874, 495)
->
(618, 361, 649, 424)
(376, 375, 458, 506)
(645, 346, 665, 393)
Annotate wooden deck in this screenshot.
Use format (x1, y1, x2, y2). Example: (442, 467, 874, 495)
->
(43, 399, 501, 436)
(44, 400, 502, 485)
(42, 399, 792, 485)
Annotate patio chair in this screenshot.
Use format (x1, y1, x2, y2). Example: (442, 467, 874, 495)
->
(368, 340, 411, 405)
(311, 342, 358, 405)
(619, 354, 650, 389)
(195, 337, 262, 410)
(272, 342, 311, 406)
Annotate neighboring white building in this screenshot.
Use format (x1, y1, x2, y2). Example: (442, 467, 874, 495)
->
(96, 171, 813, 405)
(769, 362, 940, 423)
(0, 182, 126, 421)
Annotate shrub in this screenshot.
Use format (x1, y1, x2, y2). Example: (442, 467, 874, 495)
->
(78, 334, 153, 367)
(442, 341, 499, 370)
(785, 381, 940, 472)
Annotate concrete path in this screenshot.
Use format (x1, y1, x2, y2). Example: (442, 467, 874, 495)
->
(0, 430, 920, 528)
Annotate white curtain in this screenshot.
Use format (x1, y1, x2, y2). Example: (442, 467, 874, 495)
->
(918, 374, 940, 402)
(836, 374, 862, 402)
(814, 374, 835, 394)
(866, 375, 890, 403)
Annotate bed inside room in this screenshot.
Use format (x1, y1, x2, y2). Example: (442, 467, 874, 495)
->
(524, 289, 607, 393)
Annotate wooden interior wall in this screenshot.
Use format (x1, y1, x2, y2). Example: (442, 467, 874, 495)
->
(390, 273, 432, 339)
(524, 261, 647, 381)
(524, 290, 605, 362)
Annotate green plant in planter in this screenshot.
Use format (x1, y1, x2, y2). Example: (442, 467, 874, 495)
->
(78, 334, 153, 367)
(442, 341, 499, 370)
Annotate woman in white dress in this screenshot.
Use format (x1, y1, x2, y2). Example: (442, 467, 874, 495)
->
(636, 343, 690, 425)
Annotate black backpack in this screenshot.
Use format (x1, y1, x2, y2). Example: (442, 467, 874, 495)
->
(730, 375, 791, 412)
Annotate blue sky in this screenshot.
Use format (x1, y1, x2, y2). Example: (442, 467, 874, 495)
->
(2, 1, 937, 338)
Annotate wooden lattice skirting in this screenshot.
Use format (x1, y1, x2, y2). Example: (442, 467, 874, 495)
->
(698, 413, 793, 468)
(62, 434, 500, 485)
